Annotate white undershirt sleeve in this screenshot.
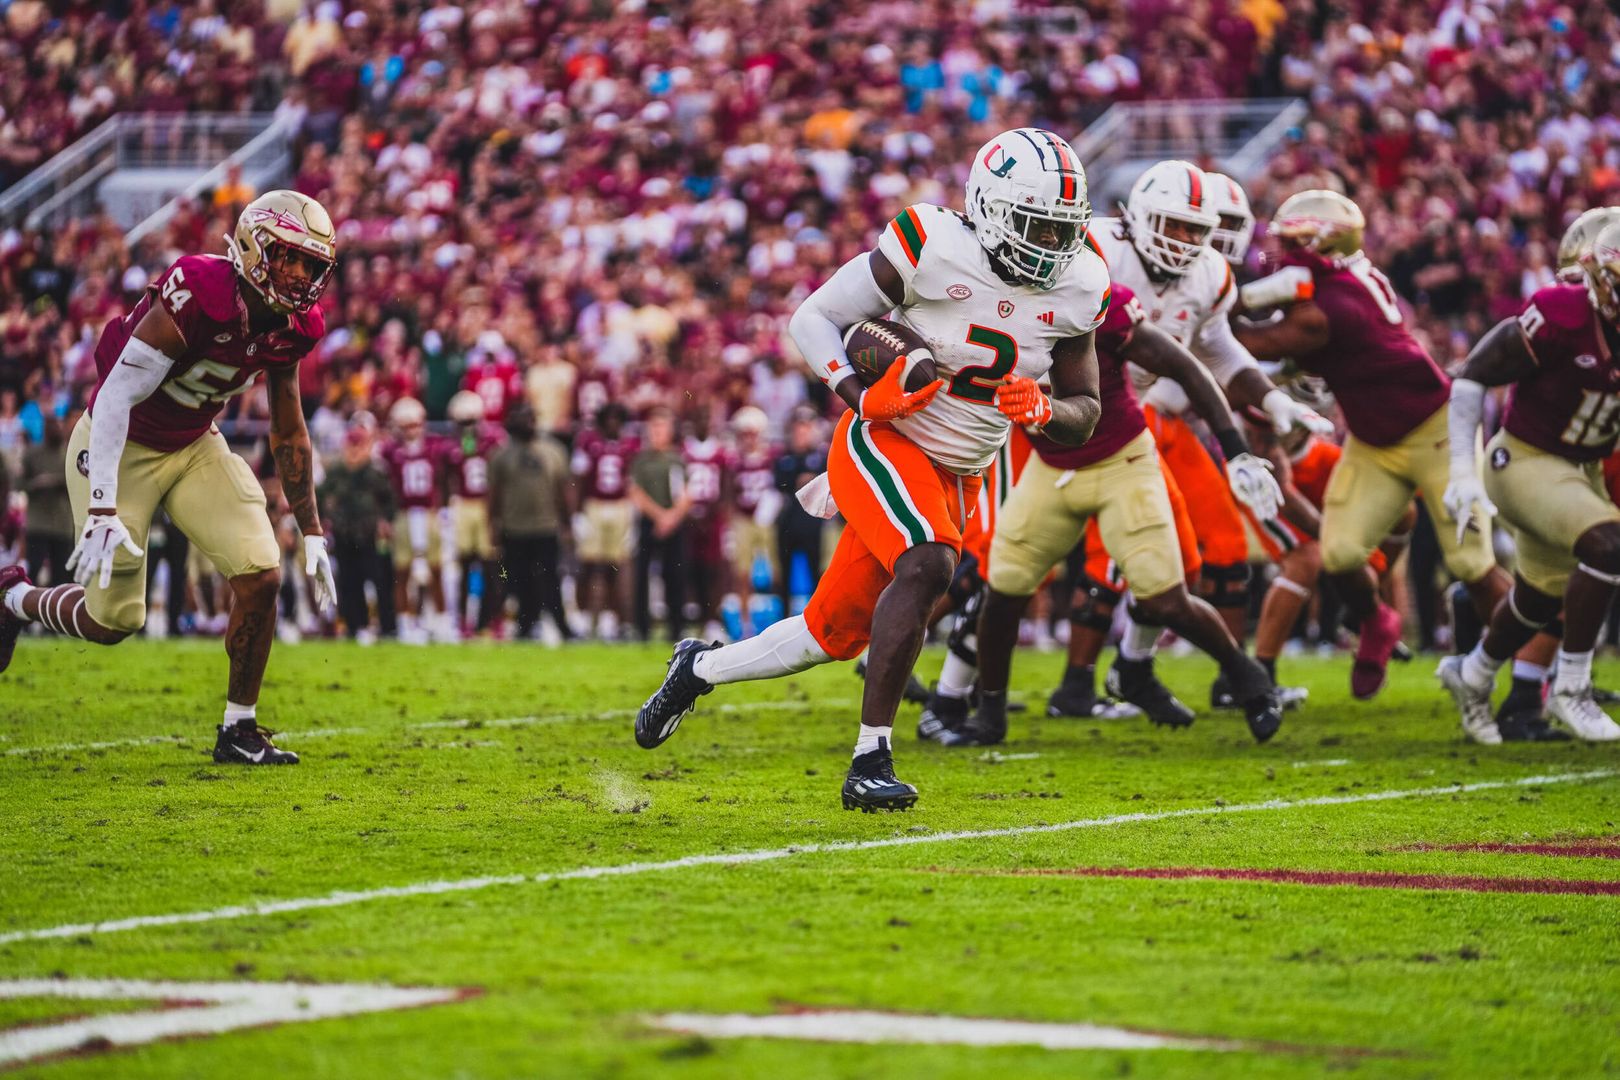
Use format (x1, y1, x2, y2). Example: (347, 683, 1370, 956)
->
(88, 337, 174, 509)
(787, 253, 898, 392)
(1192, 287, 1261, 389)
(1448, 377, 1487, 471)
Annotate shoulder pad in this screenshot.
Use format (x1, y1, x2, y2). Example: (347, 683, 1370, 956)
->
(1527, 282, 1593, 331)
(166, 254, 243, 325)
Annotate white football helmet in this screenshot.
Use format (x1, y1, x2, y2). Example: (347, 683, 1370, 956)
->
(1124, 160, 1221, 276)
(965, 128, 1092, 289)
(1204, 172, 1255, 266)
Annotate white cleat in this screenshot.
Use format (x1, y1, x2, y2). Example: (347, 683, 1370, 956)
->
(1546, 686, 1620, 741)
(1437, 655, 1501, 745)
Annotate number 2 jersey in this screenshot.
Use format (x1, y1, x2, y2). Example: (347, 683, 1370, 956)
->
(873, 203, 1111, 474)
(1504, 282, 1620, 462)
(89, 254, 324, 453)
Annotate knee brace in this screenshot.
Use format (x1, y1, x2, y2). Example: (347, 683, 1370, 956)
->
(1071, 575, 1122, 633)
(947, 551, 984, 609)
(1203, 562, 1251, 608)
(946, 584, 983, 665)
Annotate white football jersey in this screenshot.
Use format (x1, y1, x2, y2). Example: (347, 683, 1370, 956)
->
(876, 203, 1111, 473)
(1090, 217, 1253, 395)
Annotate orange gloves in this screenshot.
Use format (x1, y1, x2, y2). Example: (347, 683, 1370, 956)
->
(993, 376, 1052, 429)
(858, 360, 944, 422)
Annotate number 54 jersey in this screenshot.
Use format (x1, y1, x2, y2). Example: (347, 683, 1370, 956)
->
(876, 204, 1111, 474)
(89, 254, 325, 453)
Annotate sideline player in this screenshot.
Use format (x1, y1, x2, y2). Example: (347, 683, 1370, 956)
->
(949, 281, 1286, 746)
(1062, 164, 1329, 718)
(1234, 190, 1511, 699)
(0, 191, 338, 764)
(445, 389, 505, 634)
(381, 396, 455, 643)
(1437, 222, 1620, 743)
(635, 128, 1110, 810)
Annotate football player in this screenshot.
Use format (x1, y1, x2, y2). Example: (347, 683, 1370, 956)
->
(0, 191, 338, 764)
(724, 406, 780, 624)
(1234, 190, 1511, 699)
(682, 408, 730, 641)
(637, 128, 1110, 810)
(445, 389, 505, 634)
(1484, 205, 1620, 739)
(571, 402, 639, 640)
(1205, 171, 1255, 269)
(1064, 163, 1329, 718)
(1437, 221, 1620, 743)
(947, 280, 1286, 746)
(380, 396, 455, 643)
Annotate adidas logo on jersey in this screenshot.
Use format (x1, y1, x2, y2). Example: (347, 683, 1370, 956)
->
(1038, 311, 1054, 325)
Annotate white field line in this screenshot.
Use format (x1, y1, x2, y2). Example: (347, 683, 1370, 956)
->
(2, 768, 1612, 947)
(1292, 759, 1353, 768)
(648, 1009, 1240, 1051)
(0, 978, 465, 1067)
(2, 699, 850, 757)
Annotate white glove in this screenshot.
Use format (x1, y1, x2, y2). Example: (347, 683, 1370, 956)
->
(1442, 468, 1497, 545)
(66, 512, 144, 589)
(1226, 453, 1283, 521)
(411, 556, 433, 586)
(1261, 388, 1335, 437)
(302, 534, 337, 614)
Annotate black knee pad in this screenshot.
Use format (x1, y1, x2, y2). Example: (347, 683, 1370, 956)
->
(1543, 616, 1564, 640)
(1203, 562, 1251, 607)
(947, 552, 984, 609)
(947, 585, 983, 665)
(1071, 576, 1121, 633)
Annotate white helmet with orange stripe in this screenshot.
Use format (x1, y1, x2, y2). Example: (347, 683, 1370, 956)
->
(1123, 160, 1221, 277)
(965, 128, 1093, 290)
(1203, 172, 1255, 267)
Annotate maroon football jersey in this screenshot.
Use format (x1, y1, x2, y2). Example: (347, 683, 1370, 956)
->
(447, 425, 506, 498)
(571, 430, 640, 500)
(572, 369, 618, 428)
(90, 254, 324, 452)
(381, 437, 449, 510)
(682, 436, 726, 520)
(462, 358, 523, 421)
(731, 444, 778, 515)
(1503, 283, 1620, 462)
(1281, 250, 1448, 447)
(1030, 283, 1148, 470)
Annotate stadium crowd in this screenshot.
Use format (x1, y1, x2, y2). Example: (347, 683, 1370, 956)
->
(2, 0, 1618, 644)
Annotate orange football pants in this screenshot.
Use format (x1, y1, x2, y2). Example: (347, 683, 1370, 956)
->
(804, 414, 981, 660)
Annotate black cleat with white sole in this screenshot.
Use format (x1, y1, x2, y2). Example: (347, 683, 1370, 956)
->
(937, 690, 1008, 747)
(213, 720, 300, 765)
(635, 638, 719, 749)
(842, 737, 918, 812)
(1224, 656, 1283, 744)
(1107, 656, 1195, 729)
(917, 689, 968, 743)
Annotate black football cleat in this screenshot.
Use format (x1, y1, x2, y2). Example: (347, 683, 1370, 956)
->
(1211, 672, 1307, 712)
(1494, 680, 1570, 743)
(635, 638, 719, 749)
(1224, 657, 1283, 744)
(854, 657, 930, 705)
(938, 691, 1008, 747)
(842, 737, 918, 812)
(1107, 656, 1195, 729)
(213, 720, 299, 765)
(0, 564, 29, 676)
(917, 688, 969, 743)
(1046, 678, 1098, 718)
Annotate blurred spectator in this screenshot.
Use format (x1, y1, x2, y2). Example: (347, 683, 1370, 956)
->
(18, 412, 71, 586)
(774, 407, 829, 612)
(629, 406, 691, 642)
(318, 424, 397, 641)
(488, 404, 572, 642)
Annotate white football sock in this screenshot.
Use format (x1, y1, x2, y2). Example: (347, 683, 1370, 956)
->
(1460, 641, 1506, 693)
(223, 701, 257, 728)
(3, 582, 33, 618)
(691, 614, 832, 685)
(1511, 659, 1548, 683)
(853, 724, 888, 757)
(934, 650, 977, 700)
(1554, 649, 1593, 696)
(1119, 614, 1161, 661)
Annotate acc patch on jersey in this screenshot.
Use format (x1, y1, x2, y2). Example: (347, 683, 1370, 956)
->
(947, 283, 972, 300)
(1490, 446, 1511, 471)
(76, 450, 90, 477)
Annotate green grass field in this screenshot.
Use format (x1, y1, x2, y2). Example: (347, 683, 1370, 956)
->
(3, 638, 1619, 1078)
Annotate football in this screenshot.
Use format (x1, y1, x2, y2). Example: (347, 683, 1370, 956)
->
(841, 318, 938, 391)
